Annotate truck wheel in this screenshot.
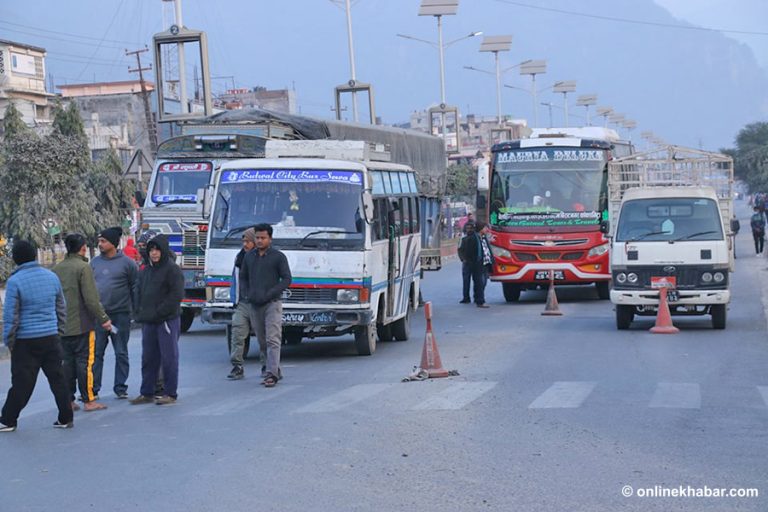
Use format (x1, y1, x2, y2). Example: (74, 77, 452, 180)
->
(502, 283, 521, 302)
(226, 325, 250, 359)
(711, 304, 727, 329)
(284, 330, 303, 345)
(391, 308, 411, 341)
(354, 323, 376, 356)
(180, 309, 195, 333)
(377, 322, 394, 342)
(616, 305, 634, 330)
(595, 282, 610, 300)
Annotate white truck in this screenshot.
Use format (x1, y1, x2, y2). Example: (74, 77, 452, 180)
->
(607, 146, 734, 330)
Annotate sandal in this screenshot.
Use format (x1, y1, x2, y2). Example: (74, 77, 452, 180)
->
(262, 375, 278, 388)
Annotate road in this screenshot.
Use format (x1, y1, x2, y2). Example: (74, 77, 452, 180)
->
(1, 213, 767, 511)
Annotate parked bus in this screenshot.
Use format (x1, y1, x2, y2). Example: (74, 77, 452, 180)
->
(477, 127, 632, 302)
(202, 140, 425, 355)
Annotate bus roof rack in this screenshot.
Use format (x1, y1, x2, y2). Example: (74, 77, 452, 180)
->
(265, 140, 391, 162)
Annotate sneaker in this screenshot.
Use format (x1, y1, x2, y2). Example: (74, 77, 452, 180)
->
(53, 420, 73, 429)
(227, 365, 244, 380)
(71, 401, 81, 412)
(83, 401, 108, 412)
(0, 422, 16, 433)
(115, 392, 128, 400)
(155, 395, 177, 405)
(129, 395, 155, 405)
(459, 299, 471, 304)
(477, 303, 490, 308)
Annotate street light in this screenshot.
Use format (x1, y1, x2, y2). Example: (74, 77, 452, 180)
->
(595, 106, 613, 128)
(552, 80, 577, 128)
(621, 119, 637, 141)
(576, 94, 597, 126)
(519, 59, 547, 128)
(478, 35, 512, 125)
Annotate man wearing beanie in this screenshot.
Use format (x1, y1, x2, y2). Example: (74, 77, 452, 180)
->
(0, 241, 74, 432)
(53, 234, 112, 412)
(91, 227, 139, 399)
(226, 227, 258, 380)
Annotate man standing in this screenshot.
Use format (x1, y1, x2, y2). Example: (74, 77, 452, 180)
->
(477, 221, 495, 287)
(130, 235, 185, 405)
(457, 220, 476, 304)
(227, 228, 257, 380)
(91, 226, 139, 399)
(241, 223, 292, 388)
(53, 234, 112, 412)
(750, 206, 765, 255)
(458, 221, 491, 308)
(0, 241, 73, 431)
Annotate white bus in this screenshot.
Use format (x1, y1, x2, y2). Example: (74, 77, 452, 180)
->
(202, 141, 422, 355)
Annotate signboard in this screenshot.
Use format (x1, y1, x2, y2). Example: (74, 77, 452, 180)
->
(651, 276, 676, 289)
(492, 210, 600, 228)
(159, 162, 212, 172)
(221, 169, 363, 185)
(497, 149, 605, 165)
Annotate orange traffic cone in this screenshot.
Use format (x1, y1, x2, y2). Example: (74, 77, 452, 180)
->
(419, 302, 449, 378)
(541, 270, 563, 316)
(650, 288, 679, 334)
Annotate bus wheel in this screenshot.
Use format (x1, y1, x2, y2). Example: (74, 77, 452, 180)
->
(180, 309, 195, 333)
(502, 283, 521, 302)
(354, 324, 376, 356)
(595, 282, 610, 300)
(616, 306, 634, 330)
(711, 304, 727, 330)
(226, 325, 251, 359)
(391, 307, 411, 341)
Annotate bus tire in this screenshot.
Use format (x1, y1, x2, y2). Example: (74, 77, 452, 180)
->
(711, 304, 727, 330)
(595, 282, 610, 300)
(226, 325, 251, 359)
(354, 324, 376, 356)
(391, 307, 411, 342)
(616, 305, 634, 330)
(180, 308, 195, 333)
(502, 283, 521, 302)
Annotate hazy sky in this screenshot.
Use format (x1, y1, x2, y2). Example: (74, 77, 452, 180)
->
(1, 0, 766, 148)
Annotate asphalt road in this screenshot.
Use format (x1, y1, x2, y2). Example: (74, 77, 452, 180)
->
(1, 204, 767, 511)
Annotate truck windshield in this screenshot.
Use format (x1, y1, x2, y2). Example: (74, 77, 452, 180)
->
(151, 162, 212, 204)
(490, 148, 606, 228)
(616, 197, 724, 242)
(209, 169, 365, 249)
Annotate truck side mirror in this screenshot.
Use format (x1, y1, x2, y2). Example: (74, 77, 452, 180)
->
(600, 219, 610, 234)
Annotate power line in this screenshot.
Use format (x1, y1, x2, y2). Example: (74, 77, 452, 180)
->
(74, 0, 127, 81)
(0, 19, 142, 45)
(492, 0, 768, 37)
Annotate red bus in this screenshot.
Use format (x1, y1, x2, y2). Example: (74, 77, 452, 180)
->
(478, 128, 632, 302)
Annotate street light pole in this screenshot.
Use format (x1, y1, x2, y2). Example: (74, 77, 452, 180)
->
(437, 15, 446, 106)
(344, 0, 359, 122)
(478, 35, 512, 125)
(552, 81, 576, 128)
(519, 60, 547, 128)
(174, 0, 187, 114)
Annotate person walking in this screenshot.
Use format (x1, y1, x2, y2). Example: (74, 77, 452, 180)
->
(240, 223, 292, 388)
(226, 228, 257, 380)
(0, 241, 74, 432)
(457, 220, 476, 304)
(750, 206, 765, 255)
(53, 234, 112, 412)
(730, 214, 740, 259)
(130, 235, 185, 405)
(91, 226, 139, 399)
(458, 221, 490, 308)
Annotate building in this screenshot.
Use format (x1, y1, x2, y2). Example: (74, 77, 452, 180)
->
(0, 39, 55, 129)
(218, 86, 296, 114)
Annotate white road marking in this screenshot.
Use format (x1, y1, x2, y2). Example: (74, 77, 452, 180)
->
(757, 386, 768, 407)
(410, 382, 497, 411)
(649, 382, 701, 409)
(528, 381, 596, 409)
(295, 384, 391, 413)
(188, 385, 301, 416)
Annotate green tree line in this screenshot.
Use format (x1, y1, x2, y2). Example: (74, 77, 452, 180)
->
(721, 122, 768, 192)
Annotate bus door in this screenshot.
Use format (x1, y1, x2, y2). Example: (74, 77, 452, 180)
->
(386, 200, 402, 318)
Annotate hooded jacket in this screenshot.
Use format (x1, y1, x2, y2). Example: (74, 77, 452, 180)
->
(135, 235, 185, 323)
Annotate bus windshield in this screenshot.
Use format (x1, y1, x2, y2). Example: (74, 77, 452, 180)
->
(616, 197, 724, 242)
(490, 148, 606, 228)
(151, 162, 212, 204)
(210, 169, 365, 249)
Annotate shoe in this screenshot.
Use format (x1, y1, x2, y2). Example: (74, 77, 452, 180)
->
(155, 395, 177, 405)
(84, 401, 108, 412)
(0, 422, 16, 433)
(71, 401, 81, 412)
(129, 395, 155, 405)
(115, 392, 128, 400)
(477, 303, 490, 308)
(227, 365, 244, 380)
(53, 420, 73, 429)
(459, 299, 471, 304)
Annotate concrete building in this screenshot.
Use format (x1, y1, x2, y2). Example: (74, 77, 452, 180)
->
(218, 86, 296, 114)
(0, 39, 55, 129)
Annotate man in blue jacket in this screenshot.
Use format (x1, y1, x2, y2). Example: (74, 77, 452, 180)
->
(0, 241, 74, 432)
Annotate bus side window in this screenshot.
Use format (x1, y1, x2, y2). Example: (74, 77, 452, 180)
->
(412, 197, 420, 233)
(372, 199, 382, 241)
(375, 198, 388, 240)
(390, 200, 402, 236)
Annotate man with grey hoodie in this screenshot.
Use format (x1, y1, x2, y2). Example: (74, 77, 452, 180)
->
(91, 226, 139, 399)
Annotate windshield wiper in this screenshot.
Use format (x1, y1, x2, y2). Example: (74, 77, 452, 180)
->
(222, 225, 253, 241)
(155, 198, 197, 206)
(628, 230, 671, 242)
(672, 230, 718, 242)
(300, 230, 359, 246)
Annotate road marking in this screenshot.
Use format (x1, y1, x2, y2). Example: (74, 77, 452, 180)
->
(295, 384, 391, 413)
(528, 381, 596, 409)
(649, 382, 701, 409)
(410, 382, 497, 411)
(758, 386, 768, 407)
(188, 385, 301, 416)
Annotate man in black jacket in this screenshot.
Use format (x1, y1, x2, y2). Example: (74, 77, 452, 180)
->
(241, 223, 292, 387)
(129, 235, 185, 405)
(458, 221, 492, 308)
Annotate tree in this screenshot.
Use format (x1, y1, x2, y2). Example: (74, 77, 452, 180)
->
(723, 122, 768, 192)
(2, 102, 31, 141)
(446, 163, 477, 202)
(87, 148, 135, 234)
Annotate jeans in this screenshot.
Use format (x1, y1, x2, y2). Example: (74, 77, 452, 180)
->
(461, 262, 471, 301)
(753, 232, 764, 254)
(93, 311, 132, 396)
(140, 317, 180, 398)
(468, 263, 487, 305)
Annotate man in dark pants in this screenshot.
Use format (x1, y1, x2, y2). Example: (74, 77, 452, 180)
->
(91, 226, 139, 399)
(0, 241, 73, 432)
(53, 234, 112, 412)
(457, 220, 476, 304)
(750, 206, 765, 255)
(240, 223, 292, 388)
(130, 235, 185, 406)
(459, 221, 491, 308)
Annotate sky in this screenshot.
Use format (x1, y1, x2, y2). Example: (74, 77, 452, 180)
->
(1, 0, 766, 149)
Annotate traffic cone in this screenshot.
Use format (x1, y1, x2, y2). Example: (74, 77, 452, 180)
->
(419, 302, 449, 378)
(650, 288, 679, 334)
(541, 270, 563, 316)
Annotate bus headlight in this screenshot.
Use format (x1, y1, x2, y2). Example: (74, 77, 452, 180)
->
(627, 273, 639, 284)
(713, 272, 725, 283)
(587, 242, 610, 258)
(337, 289, 360, 303)
(490, 245, 511, 259)
(615, 272, 627, 284)
(213, 286, 231, 301)
(701, 272, 713, 283)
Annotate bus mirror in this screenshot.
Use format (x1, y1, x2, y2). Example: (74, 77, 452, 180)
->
(600, 219, 610, 234)
(477, 161, 490, 192)
(201, 185, 213, 220)
(361, 192, 374, 223)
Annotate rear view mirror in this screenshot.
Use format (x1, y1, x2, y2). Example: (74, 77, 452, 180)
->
(600, 219, 610, 234)
(361, 192, 374, 223)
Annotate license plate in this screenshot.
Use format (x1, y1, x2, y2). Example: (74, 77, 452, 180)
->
(535, 270, 564, 280)
(282, 312, 336, 325)
(651, 276, 676, 289)
(667, 290, 680, 302)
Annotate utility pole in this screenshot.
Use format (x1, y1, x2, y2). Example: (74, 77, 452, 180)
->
(126, 47, 158, 155)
